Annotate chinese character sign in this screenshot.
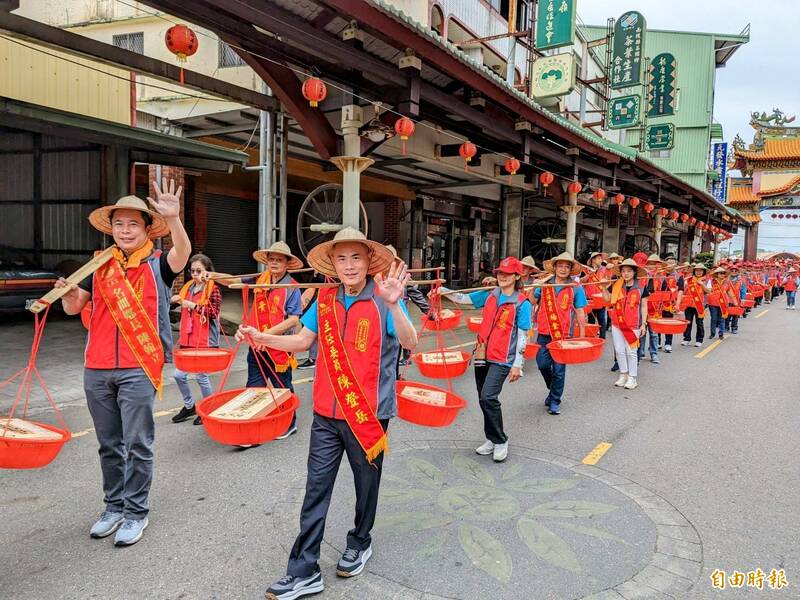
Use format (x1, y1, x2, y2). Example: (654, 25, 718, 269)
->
(608, 94, 641, 129)
(711, 142, 729, 202)
(532, 53, 577, 99)
(535, 0, 576, 50)
(647, 53, 677, 117)
(611, 11, 647, 90)
(645, 123, 675, 151)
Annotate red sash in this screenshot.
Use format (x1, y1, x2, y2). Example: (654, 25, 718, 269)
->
(252, 272, 297, 372)
(541, 286, 567, 341)
(95, 257, 164, 391)
(609, 280, 640, 347)
(686, 279, 706, 318)
(711, 281, 729, 319)
(317, 287, 388, 463)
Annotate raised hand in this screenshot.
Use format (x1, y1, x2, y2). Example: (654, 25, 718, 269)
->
(375, 260, 410, 305)
(147, 178, 183, 219)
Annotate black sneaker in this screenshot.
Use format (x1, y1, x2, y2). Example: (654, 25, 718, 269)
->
(336, 546, 372, 578)
(398, 357, 409, 367)
(297, 359, 316, 369)
(610, 362, 619, 372)
(276, 423, 297, 440)
(265, 572, 324, 600)
(193, 415, 203, 426)
(172, 406, 196, 423)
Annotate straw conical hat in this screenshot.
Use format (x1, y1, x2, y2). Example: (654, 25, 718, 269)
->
(691, 263, 709, 273)
(646, 253, 663, 263)
(306, 227, 394, 277)
(543, 252, 582, 276)
(606, 252, 622, 260)
(252, 241, 304, 270)
(710, 267, 728, 276)
(520, 255, 541, 271)
(88, 195, 169, 239)
(612, 258, 648, 279)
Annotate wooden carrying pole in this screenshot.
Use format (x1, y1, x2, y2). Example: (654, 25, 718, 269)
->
(27, 247, 115, 313)
(229, 279, 445, 290)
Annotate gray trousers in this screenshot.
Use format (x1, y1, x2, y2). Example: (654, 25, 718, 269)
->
(84, 368, 156, 519)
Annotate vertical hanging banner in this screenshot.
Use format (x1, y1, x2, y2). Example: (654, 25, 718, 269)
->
(535, 0, 576, 50)
(710, 142, 729, 202)
(610, 11, 647, 89)
(647, 53, 677, 117)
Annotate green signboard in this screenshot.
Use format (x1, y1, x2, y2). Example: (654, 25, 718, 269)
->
(535, 0, 576, 50)
(531, 53, 577, 99)
(610, 11, 647, 89)
(645, 123, 675, 150)
(647, 53, 677, 117)
(608, 94, 641, 129)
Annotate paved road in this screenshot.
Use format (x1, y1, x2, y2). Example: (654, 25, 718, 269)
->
(1, 303, 797, 599)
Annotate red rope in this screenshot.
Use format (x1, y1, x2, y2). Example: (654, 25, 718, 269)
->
(1, 304, 69, 435)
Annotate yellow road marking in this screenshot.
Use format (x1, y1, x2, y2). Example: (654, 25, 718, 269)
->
(755, 309, 769, 319)
(71, 428, 94, 438)
(695, 338, 723, 358)
(582, 442, 613, 465)
(292, 376, 314, 384)
(153, 408, 179, 418)
(444, 341, 477, 350)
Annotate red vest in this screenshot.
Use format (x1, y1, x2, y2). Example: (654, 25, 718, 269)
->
(178, 284, 217, 348)
(252, 272, 296, 369)
(85, 251, 171, 369)
(609, 283, 643, 330)
(313, 287, 394, 420)
(536, 286, 574, 336)
(784, 276, 798, 292)
(479, 289, 527, 364)
(707, 280, 730, 309)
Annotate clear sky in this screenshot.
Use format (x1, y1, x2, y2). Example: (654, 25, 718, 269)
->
(577, 1, 800, 253)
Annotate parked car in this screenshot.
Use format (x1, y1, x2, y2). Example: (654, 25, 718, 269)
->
(0, 246, 61, 313)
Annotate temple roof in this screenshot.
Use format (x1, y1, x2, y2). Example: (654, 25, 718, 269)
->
(727, 184, 759, 204)
(735, 139, 800, 161)
(740, 212, 762, 224)
(759, 175, 800, 196)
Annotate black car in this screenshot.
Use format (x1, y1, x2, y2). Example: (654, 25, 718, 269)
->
(0, 246, 61, 313)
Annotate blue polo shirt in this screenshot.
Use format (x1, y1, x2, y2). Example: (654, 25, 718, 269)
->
(301, 297, 410, 337)
(533, 285, 589, 309)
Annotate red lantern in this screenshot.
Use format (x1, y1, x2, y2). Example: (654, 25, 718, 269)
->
(628, 197, 641, 208)
(394, 117, 415, 155)
(302, 77, 327, 107)
(568, 182, 582, 196)
(771, 214, 777, 219)
(794, 214, 799, 220)
(681, 213, 689, 223)
(593, 188, 607, 205)
(504, 157, 521, 180)
(614, 194, 625, 206)
(165, 24, 199, 85)
(459, 142, 477, 170)
(778, 214, 785, 219)
(670, 210, 679, 221)
(658, 207, 668, 218)
(539, 171, 554, 196)
(643, 202, 654, 213)
(689, 216, 697, 225)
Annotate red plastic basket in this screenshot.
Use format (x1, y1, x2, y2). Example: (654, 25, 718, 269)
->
(396, 381, 467, 427)
(0, 420, 71, 469)
(523, 342, 541, 360)
(742, 299, 755, 308)
(648, 318, 689, 334)
(546, 337, 604, 364)
(727, 306, 744, 317)
(412, 351, 470, 379)
(422, 309, 462, 331)
(173, 348, 236, 373)
(589, 293, 607, 310)
(466, 316, 482, 333)
(753, 289, 764, 298)
(583, 323, 600, 338)
(196, 388, 299, 446)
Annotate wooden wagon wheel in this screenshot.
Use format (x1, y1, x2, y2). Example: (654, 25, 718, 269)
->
(524, 217, 566, 263)
(623, 233, 659, 256)
(295, 183, 368, 257)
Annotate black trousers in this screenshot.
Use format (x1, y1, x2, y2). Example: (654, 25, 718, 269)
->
(588, 308, 607, 339)
(683, 306, 705, 343)
(287, 413, 388, 577)
(475, 362, 511, 444)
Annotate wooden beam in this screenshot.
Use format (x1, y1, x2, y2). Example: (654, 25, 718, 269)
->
(0, 10, 280, 113)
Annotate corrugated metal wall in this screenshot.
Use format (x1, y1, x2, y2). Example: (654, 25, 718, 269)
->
(0, 128, 103, 270)
(195, 191, 258, 275)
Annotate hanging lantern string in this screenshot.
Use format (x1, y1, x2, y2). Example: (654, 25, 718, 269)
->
(115, 0, 731, 227)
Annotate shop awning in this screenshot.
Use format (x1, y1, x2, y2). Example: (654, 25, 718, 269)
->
(0, 97, 249, 172)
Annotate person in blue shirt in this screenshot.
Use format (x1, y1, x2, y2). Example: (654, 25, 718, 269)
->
(529, 252, 588, 415)
(436, 257, 531, 462)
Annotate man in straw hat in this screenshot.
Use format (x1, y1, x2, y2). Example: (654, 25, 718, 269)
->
(707, 266, 735, 340)
(54, 180, 190, 546)
(725, 265, 747, 333)
(657, 255, 685, 352)
(520, 255, 541, 286)
(581, 251, 609, 340)
(530, 252, 588, 415)
(782, 267, 799, 309)
(639, 253, 664, 364)
(236, 227, 417, 600)
(681, 263, 711, 347)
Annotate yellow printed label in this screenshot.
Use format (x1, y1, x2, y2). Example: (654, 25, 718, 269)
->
(355, 318, 370, 352)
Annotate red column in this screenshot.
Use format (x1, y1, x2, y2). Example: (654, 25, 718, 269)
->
(744, 223, 758, 261)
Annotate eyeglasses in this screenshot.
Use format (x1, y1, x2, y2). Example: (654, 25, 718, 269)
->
(190, 269, 203, 274)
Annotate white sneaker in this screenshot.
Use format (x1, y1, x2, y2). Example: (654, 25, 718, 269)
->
(681, 340, 690, 346)
(664, 344, 672, 353)
(493, 442, 509, 462)
(614, 374, 628, 387)
(694, 342, 702, 347)
(475, 440, 494, 455)
(623, 376, 638, 390)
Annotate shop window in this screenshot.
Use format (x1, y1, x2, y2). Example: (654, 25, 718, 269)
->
(219, 40, 246, 68)
(112, 32, 143, 54)
(650, 150, 671, 159)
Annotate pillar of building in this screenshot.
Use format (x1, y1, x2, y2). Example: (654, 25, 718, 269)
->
(562, 187, 582, 257)
(713, 236, 720, 264)
(744, 223, 759, 261)
(329, 105, 372, 231)
(653, 213, 664, 252)
(504, 190, 524, 257)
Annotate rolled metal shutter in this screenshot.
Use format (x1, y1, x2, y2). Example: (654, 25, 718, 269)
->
(194, 192, 258, 275)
